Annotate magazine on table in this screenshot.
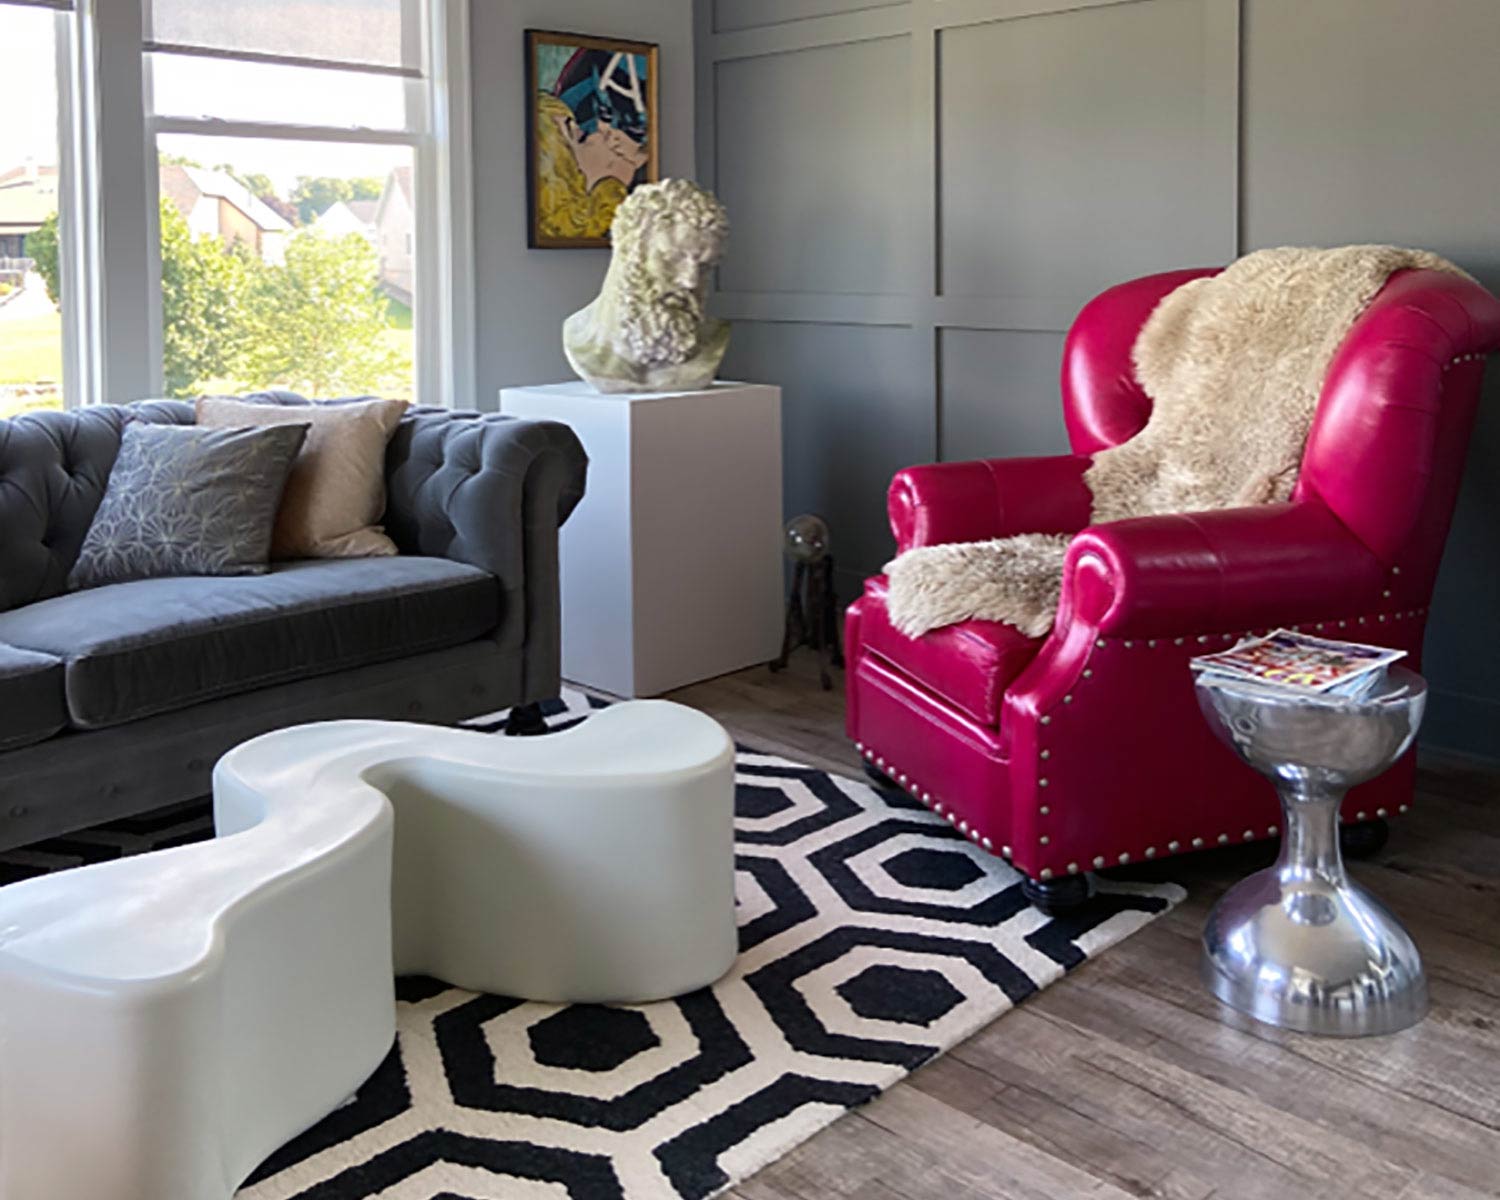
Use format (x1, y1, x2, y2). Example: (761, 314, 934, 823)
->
(1190, 628, 1406, 700)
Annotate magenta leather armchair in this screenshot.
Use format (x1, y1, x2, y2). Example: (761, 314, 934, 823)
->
(845, 266, 1500, 913)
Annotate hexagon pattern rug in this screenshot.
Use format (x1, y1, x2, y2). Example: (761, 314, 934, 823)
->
(0, 689, 1183, 1199)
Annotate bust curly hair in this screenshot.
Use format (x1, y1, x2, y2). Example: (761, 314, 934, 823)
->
(563, 179, 733, 394)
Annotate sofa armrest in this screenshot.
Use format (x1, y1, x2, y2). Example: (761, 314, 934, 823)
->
(1058, 502, 1387, 638)
(384, 409, 588, 704)
(889, 455, 1094, 553)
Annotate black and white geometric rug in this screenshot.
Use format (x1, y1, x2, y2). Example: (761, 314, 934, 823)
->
(0, 689, 1183, 1200)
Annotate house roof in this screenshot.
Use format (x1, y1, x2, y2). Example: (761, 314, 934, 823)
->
(0, 164, 60, 234)
(347, 199, 379, 224)
(159, 164, 294, 234)
(390, 165, 412, 206)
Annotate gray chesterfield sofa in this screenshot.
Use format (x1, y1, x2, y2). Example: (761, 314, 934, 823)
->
(0, 394, 587, 852)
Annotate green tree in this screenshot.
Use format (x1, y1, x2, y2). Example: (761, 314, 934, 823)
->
(25, 212, 61, 307)
(158, 198, 260, 397)
(240, 232, 400, 396)
(291, 175, 385, 225)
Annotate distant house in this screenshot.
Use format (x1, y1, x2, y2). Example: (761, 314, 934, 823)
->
(0, 162, 59, 261)
(373, 165, 413, 305)
(159, 164, 292, 265)
(314, 199, 378, 245)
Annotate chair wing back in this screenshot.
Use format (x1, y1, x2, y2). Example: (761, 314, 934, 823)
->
(1060, 267, 1217, 455)
(1295, 268, 1500, 589)
(1059, 264, 1500, 597)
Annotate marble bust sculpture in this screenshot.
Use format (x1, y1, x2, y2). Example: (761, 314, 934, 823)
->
(563, 178, 731, 394)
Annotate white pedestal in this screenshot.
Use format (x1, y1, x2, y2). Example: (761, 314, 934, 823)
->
(501, 381, 784, 697)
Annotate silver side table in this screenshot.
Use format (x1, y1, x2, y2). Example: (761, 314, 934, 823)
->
(1195, 666, 1427, 1037)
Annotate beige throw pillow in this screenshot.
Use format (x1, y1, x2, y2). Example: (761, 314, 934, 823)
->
(195, 396, 409, 559)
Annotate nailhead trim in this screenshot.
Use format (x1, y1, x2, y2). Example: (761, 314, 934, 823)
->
(1093, 855, 1105, 868)
(1040, 868, 1053, 880)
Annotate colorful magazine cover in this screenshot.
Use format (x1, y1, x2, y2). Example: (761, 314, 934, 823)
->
(1190, 629, 1405, 694)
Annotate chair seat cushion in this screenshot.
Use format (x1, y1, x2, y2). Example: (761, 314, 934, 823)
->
(859, 576, 1043, 727)
(0, 558, 500, 730)
(0, 643, 66, 751)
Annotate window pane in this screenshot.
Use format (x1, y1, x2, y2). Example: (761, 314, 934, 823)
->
(0, 4, 65, 417)
(145, 0, 419, 74)
(155, 134, 415, 401)
(148, 53, 410, 130)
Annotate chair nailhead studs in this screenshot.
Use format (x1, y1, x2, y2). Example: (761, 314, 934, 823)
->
(854, 742, 863, 752)
(1093, 856, 1106, 869)
(1124, 640, 1134, 648)
(1377, 807, 1388, 818)
(1268, 825, 1278, 836)
(921, 791, 931, 803)
(1174, 638, 1185, 646)
(1039, 778, 1050, 788)
(897, 773, 908, 785)
(1197, 636, 1208, 644)
(1040, 835, 1050, 846)
(1192, 837, 1204, 848)
(1118, 852, 1131, 864)
(1217, 833, 1229, 845)
(982, 837, 992, 849)
(1382, 590, 1391, 598)
(959, 820, 968, 833)
(1041, 716, 1052, 726)
(1399, 804, 1409, 814)
(1096, 638, 1107, 648)
(1145, 846, 1156, 859)
(1392, 566, 1401, 576)
(1082, 669, 1093, 679)
(1039, 805, 1050, 816)
(1040, 868, 1053, 881)
(1243, 829, 1254, 840)
(1356, 810, 1367, 821)
(1040, 749, 1050, 760)
(934, 803, 944, 815)
(875, 756, 885, 768)
(864, 748, 875, 760)
(1168, 840, 1180, 852)
(1067, 862, 1079, 874)
(1002, 845, 1012, 858)
(1063, 695, 1073, 704)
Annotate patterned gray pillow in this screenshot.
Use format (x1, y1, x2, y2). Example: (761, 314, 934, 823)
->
(69, 422, 310, 590)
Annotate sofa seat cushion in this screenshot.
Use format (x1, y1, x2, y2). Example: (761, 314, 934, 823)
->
(0, 643, 67, 751)
(859, 575, 1043, 728)
(0, 558, 500, 730)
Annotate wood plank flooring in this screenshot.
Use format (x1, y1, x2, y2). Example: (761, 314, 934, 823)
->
(651, 653, 1500, 1200)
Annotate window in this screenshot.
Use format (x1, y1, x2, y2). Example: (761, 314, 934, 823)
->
(141, 0, 469, 404)
(0, 0, 95, 417)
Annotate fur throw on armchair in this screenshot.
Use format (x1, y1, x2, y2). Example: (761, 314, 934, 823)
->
(885, 245, 1467, 639)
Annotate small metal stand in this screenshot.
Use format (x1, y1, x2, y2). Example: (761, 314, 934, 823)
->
(769, 514, 843, 690)
(770, 555, 844, 690)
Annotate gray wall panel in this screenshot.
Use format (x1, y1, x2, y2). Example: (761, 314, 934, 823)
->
(714, 0, 907, 34)
(1241, 0, 1500, 756)
(720, 322, 931, 579)
(714, 37, 914, 295)
(939, 0, 1227, 308)
(939, 329, 1070, 462)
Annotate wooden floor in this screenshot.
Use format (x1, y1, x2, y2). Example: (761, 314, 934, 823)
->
(657, 654, 1500, 1200)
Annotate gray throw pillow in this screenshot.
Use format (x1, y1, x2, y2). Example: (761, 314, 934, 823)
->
(68, 422, 310, 590)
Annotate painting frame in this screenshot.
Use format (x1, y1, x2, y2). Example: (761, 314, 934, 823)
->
(524, 28, 661, 250)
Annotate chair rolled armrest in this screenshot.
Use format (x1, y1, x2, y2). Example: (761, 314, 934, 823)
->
(384, 409, 588, 703)
(1059, 502, 1387, 637)
(889, 455, 1094, 553)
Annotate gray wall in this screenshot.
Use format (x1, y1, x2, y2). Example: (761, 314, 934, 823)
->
(470, 0, 695, 402)
(694, 0, 1500, 758)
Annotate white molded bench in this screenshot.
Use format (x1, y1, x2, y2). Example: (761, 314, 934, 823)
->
(0, 701, 736, 1200)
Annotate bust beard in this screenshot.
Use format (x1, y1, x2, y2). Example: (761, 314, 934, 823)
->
(612, 261, 706, 367)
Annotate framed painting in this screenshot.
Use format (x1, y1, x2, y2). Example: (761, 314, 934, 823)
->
(525, 29, 660, 249)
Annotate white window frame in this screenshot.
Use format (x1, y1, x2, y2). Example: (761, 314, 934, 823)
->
(82, 0, 473, 407)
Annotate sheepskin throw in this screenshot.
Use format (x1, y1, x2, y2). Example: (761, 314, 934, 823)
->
(885, 245, 1466, 639)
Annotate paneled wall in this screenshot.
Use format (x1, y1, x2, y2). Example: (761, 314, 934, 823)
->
(694, 0, 1500, 757)
(694, 0, 1238, 585)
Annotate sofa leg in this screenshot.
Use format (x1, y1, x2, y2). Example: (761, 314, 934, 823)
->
(504, 702, 549, 737)
(1340, 817, 1389, 859)
(861, 760, 898, 792)
(1020, 873, 1093, 917)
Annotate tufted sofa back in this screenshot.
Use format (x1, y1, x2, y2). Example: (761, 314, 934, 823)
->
(0, 401, 193, 611)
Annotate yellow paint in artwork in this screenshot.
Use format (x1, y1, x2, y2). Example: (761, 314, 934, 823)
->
(534, 93, 629, 241)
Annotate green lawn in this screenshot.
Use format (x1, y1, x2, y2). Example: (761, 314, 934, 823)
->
(0, 311, 64, 385)
(0, 311, 65, 417)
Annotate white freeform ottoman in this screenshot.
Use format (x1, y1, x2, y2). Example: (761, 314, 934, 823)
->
(0, 701, 736, 1200)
